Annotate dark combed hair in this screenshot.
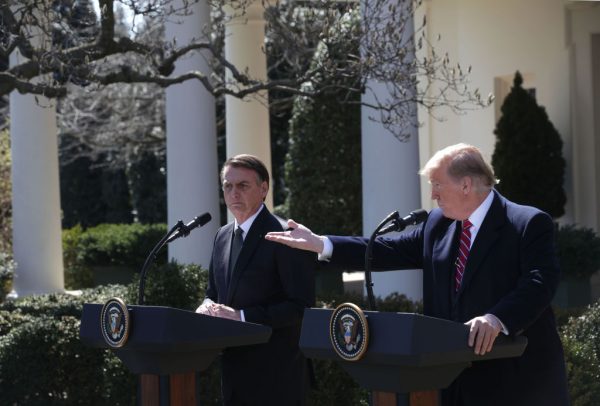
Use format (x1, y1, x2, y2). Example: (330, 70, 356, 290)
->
(221, 154, 270, 185)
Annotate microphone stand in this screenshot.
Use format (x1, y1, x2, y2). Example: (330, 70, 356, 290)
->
(364, 211, 399, 311)
(138, 220, 185, 305)
(364, 211, 427, 310)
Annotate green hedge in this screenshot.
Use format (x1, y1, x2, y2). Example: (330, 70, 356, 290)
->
(6, 257, 599, 406)
(561, 301, 600, 406)
(557, 224, 600, 279)
(0, 284, 135, 405)
(0, 252, 15, 302)
(0, 261, 423, 406)
(63, 223, 168, 289)
(0, 263, 204, 406)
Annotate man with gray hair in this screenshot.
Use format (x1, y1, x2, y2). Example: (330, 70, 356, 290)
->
(266, 143, 568, 405)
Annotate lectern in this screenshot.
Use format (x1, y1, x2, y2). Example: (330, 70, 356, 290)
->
(80, 303, 271, 405)
(300, 308, 527, 406)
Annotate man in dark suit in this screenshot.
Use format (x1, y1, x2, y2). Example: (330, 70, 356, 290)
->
(196, 154, 314, 406)
(266, 143, 568, 405)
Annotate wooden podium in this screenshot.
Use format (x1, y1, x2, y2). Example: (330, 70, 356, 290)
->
(80, 303, 271, 405)
(299, 308, 527, 406)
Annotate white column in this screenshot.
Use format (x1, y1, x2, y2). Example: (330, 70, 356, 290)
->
(361, 3, 422, 302)
(9, 56, 64, 296)
(165, 0, 219, 267)
(224, 1, 273, 210)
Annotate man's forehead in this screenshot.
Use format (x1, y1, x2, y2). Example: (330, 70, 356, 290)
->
(428, 165, 445, 180)
(223, 166, 259, 182)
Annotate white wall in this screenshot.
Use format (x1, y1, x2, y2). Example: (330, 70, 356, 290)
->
(567, 3, 600, 230)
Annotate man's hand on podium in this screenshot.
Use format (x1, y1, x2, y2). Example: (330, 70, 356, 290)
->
(196, 302, 241, 321)
(465, 314, 502, 355)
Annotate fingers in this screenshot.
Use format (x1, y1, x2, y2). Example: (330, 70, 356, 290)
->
(196, 304, 211, 315)
(287, 219, 299, 229)
(264, 233, 297, 249)
(465, 316, 501, 355)
(207, 304, 241, 321)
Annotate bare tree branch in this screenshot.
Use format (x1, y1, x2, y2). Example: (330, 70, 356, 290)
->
(3, 0, 492, 140)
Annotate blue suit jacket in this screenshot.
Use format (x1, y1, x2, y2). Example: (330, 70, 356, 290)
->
(329, 190, 568, 405)
(206, 207, 315, 405)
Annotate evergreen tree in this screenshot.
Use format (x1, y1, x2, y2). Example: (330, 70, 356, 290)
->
(59, 136, 133, 228)
(127, 151, 167, 224)
(491, 71, 566, 218)
(0, 130, 12, 253)
(283, 10, 362, 294)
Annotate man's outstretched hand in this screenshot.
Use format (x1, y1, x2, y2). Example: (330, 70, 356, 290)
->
(265, 219, 325, 254)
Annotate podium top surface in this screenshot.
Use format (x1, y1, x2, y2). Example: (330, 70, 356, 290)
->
(300, 308, 527, 367)
(80, 303, 272, 352)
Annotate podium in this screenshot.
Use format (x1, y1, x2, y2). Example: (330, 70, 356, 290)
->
(300, 308, 527, 406)
(80, 303, 271, 405)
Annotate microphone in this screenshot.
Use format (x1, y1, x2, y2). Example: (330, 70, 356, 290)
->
(377, 209, 428, 235)
(166, 212, 212, 243)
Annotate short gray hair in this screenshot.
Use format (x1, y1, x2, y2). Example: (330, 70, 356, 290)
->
(419, 143, 498, 192)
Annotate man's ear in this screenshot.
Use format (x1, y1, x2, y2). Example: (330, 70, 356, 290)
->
(261, 181, 269, 197)
(462, 176, 472, 195)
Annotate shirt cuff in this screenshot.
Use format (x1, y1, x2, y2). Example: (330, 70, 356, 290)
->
(317, 236, 333, 261)
(486, 313, 509, 335)
(202, 298, 214, 306)
(240, 309, 245, 322)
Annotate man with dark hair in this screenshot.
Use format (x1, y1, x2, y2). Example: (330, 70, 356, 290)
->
(197, 154, 314, 406)
(266, 144, 568, 405)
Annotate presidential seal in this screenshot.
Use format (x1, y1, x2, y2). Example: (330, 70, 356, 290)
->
(100, 297, 130, 348)
(329, 302, 369, 361)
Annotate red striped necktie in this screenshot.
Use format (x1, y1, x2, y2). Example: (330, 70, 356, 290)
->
(455, 220, 473, 292)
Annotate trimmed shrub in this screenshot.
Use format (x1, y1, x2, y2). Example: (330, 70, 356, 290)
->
(127, 262, 206, 308)
(59, 141, 134, 229)
(0, 284, 135, 405)
(127, 151, 167, 224)
(63, 224, 94, 289)
(1, 261, 425, 406)
(284, 9, 362, 237)
(557, 224, 600, 279)
(0, 252, 16, 302)
(0, 315, 118, 405)
(63, 223, 168, 289)
(0, 129, 11, 253)
(0, 263, 210, 406)
(282, 10, 362, 296)
(491, 71, 566, 218)
(75, 223, 167, 267)
(561, 301, 600, 405)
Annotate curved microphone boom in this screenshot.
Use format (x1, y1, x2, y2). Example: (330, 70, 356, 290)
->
(166, 213, 212, 243)
(138, 212, 212, 305)
(364, 209, 428, 310)
(376, 209, 429, 236)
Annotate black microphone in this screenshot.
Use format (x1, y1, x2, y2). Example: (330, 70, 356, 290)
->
(377, 209, 428, 235)
(166, 212, 212, 243)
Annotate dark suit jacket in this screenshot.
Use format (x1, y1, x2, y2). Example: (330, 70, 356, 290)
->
(206, 207, 315, 406)
(328, 190, 568, 406)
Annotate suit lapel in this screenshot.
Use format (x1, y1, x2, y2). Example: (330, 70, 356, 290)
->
(456, 191, 506, 298)
(226, 208, 269, 304)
